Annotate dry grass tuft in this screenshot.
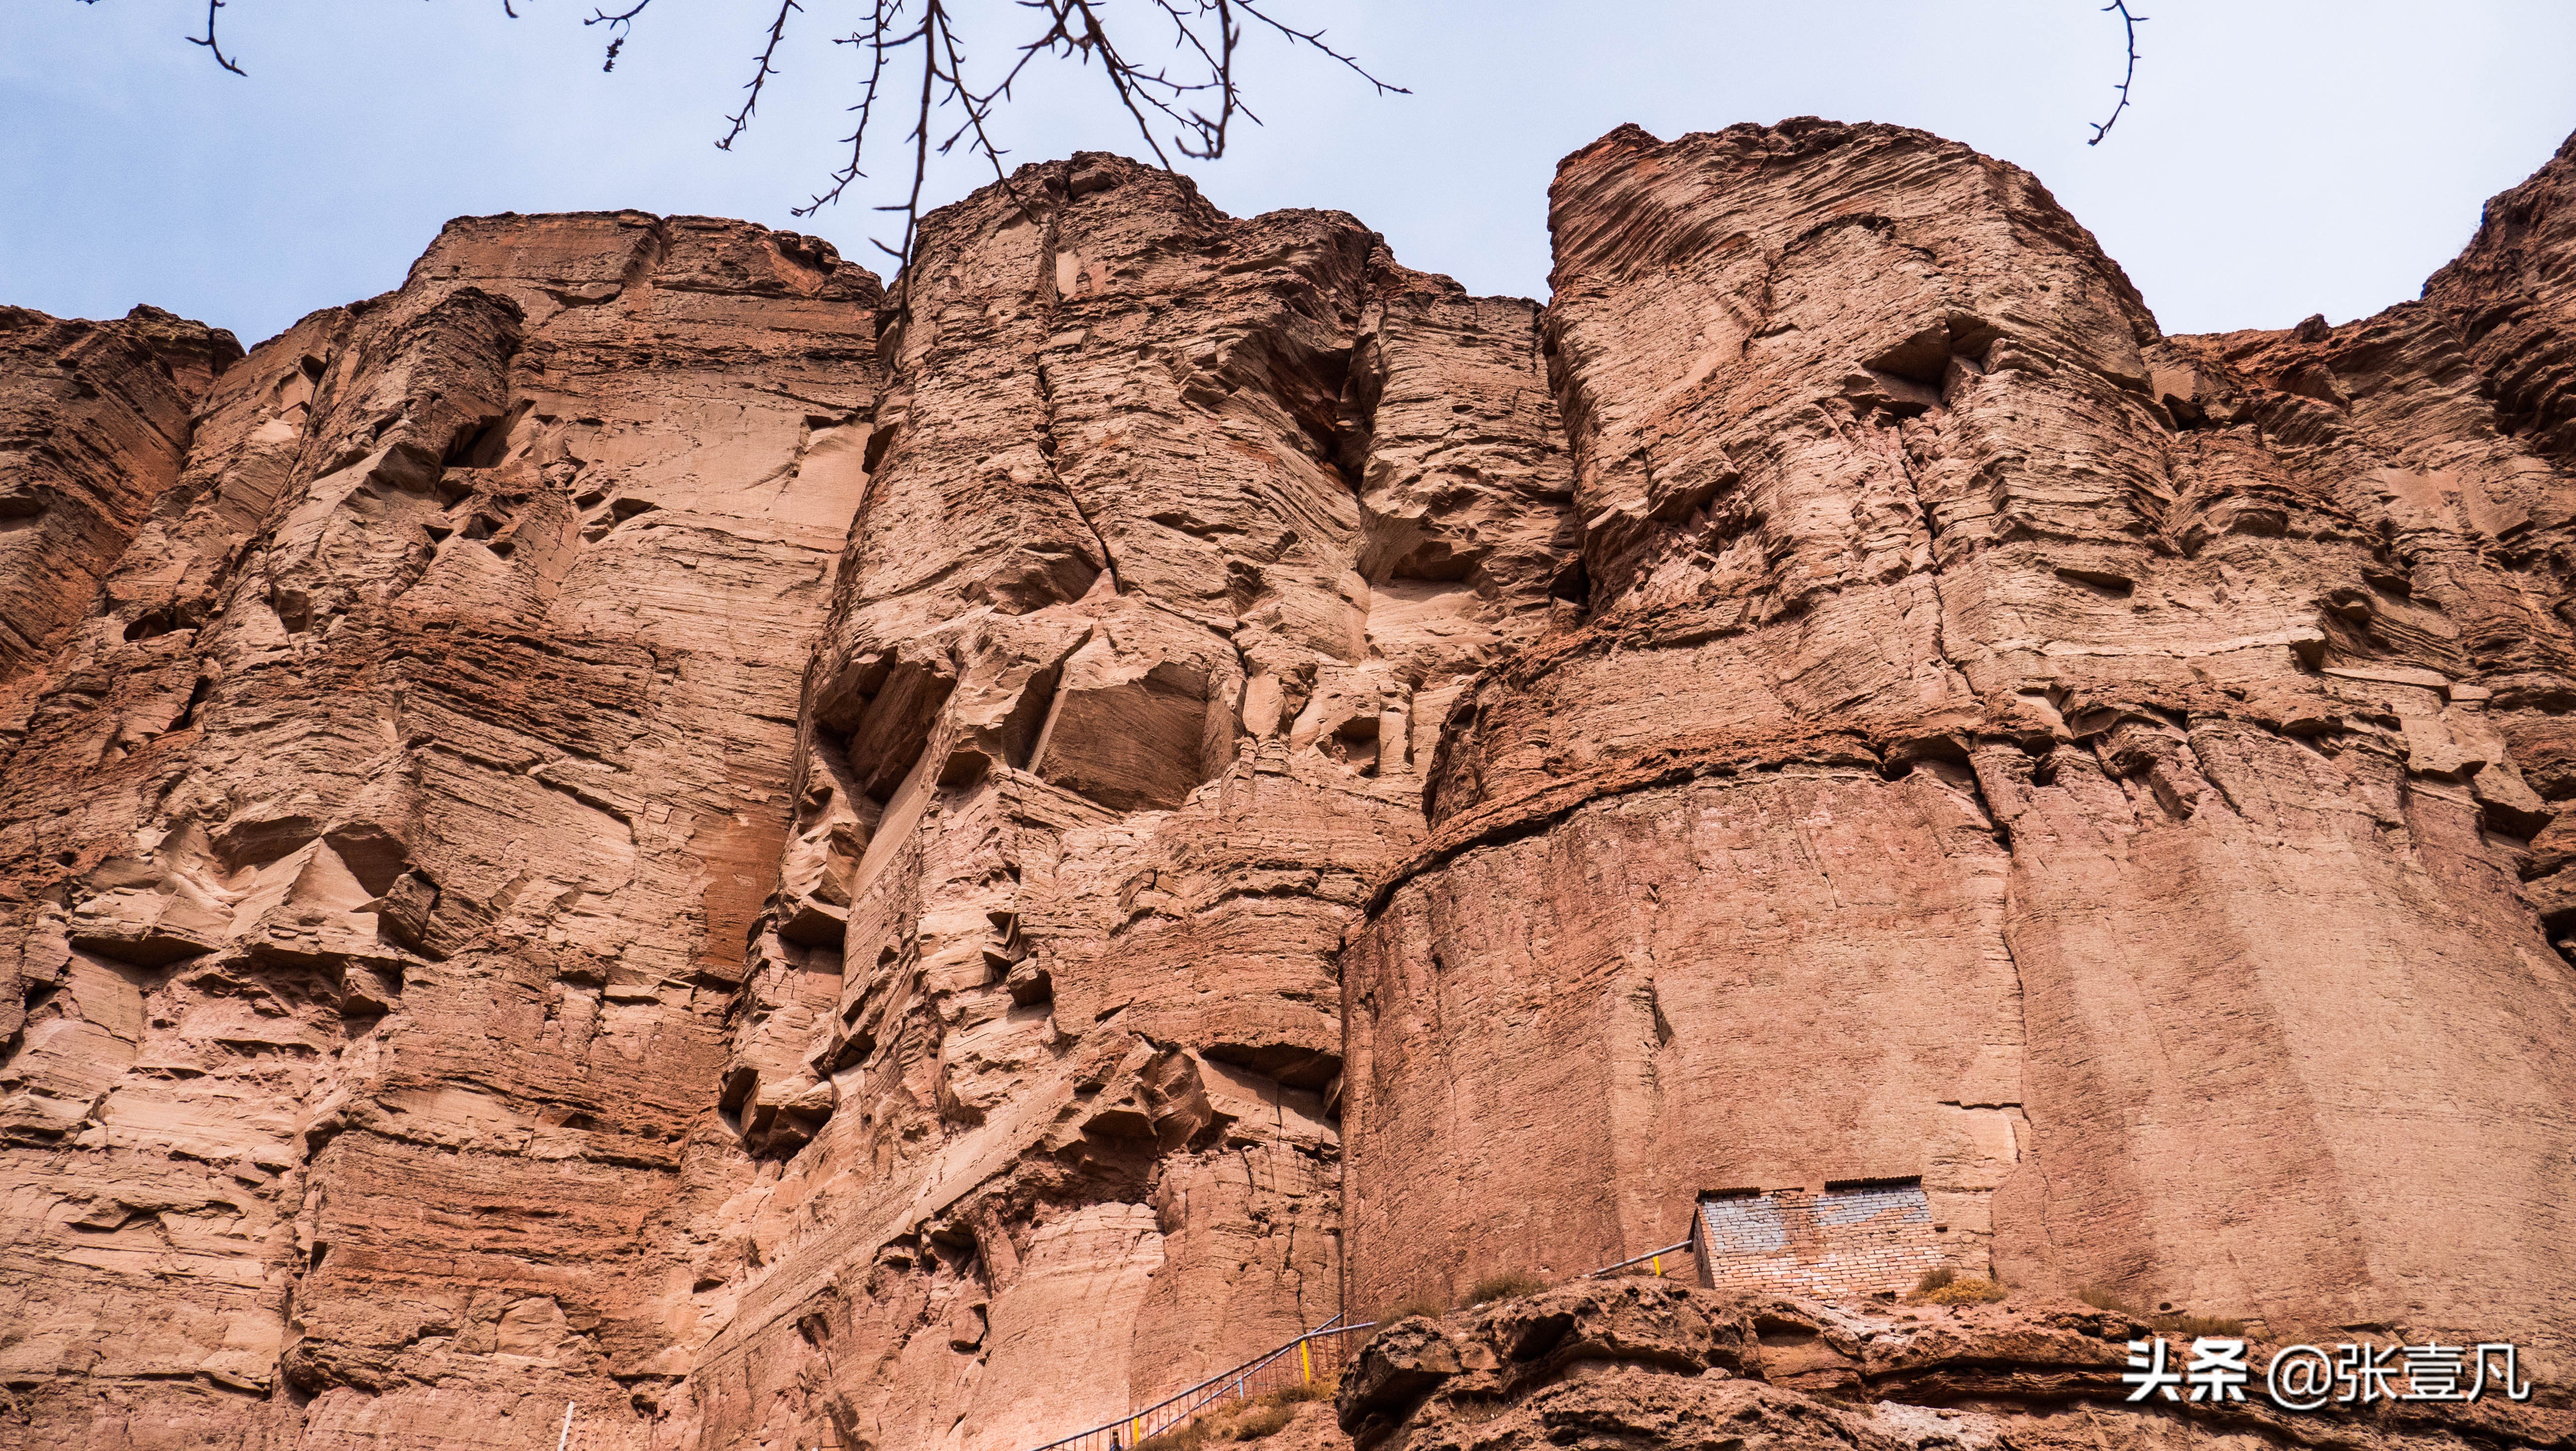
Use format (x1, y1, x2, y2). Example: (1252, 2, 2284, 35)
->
(1133, 1382, 1331, 1451)
(2076, 1284, 2135, 1313)
(1230, 1405, 1295, 1441)
(1380, 1296, 1447, 1323)
(1461, 1271, 1546, 1306)
(1134, 1423, 1211, 1451)
(1910, 1276, 2010, 1305)
(1263, 1383, 1329, 1405)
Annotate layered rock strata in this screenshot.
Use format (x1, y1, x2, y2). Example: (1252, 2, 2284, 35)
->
(0, 159, 1579, 1449)
(668, 155, 1576, 1451)
(1319, 1281, 2573, 1451)
(2, 213, 889, 1446)
(0, 115, 2572, 1451)
(0, 304, 241, 683)
(1345, 120, 2576, 1372)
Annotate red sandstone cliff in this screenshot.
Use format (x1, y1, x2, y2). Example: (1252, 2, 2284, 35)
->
(0, 123, 2572, 1451)
(1350, 120, 2576, 1361)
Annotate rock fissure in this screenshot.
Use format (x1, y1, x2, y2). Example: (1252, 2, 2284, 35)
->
(6, 120, 2576, 1451)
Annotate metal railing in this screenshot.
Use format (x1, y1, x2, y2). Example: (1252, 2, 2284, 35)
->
(1581, 1239, 1693, 1280)
(1016, 1236, 1702, 1451)
(1021, 1314, 1375, 1451)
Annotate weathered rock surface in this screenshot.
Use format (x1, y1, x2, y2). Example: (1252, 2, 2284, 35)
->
(1346, 119, 2576, 1382)
(0, 156, 1577, 1451)
(2, 211, 887, 1447)
(1324, 1284, 2572, 1451)
(666, 154, 1573, 1451)
(0, 304, 241, 685)
(1, 117, 2573, 1451)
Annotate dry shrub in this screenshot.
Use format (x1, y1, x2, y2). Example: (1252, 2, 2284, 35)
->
(1916, 1266, 1956, 1293)
(1380, 1296, 1446, 1323)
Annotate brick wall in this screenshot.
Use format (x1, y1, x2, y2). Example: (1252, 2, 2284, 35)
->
(1692, 1182, 1944, 1299)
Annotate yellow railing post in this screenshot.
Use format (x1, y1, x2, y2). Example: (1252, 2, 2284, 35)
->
(1298, 1339, 1312, 1385)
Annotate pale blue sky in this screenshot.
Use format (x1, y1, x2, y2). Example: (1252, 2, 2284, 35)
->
(5, 1, 2573, 349)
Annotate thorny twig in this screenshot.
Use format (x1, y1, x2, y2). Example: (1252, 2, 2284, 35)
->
(718, 0, 804, 149)
(806, 0, 900, 240)
(2088, 0, 2144, 146)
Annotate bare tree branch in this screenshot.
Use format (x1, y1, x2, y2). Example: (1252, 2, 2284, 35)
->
(752, 0, 1403, 275)
(887, 1, 941, 268)
(188, 0, 247, 77)
(146, 0, 1407, 274)
(2088, 0, 2145, 146)
(141, 0, 2158, 258)
(583, 0, 655, 72)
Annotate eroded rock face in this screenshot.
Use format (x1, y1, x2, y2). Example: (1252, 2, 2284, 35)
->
(1326, 1284, 2572, 1451)
(3, 118, 2574, 1451)
(1, 212, 886, 1446)
(0, 158, 1577, 1450)
(1346, 118, 2576, 1375)
(668, 155, 1575, 1451)
(0, 304, 241, 685)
